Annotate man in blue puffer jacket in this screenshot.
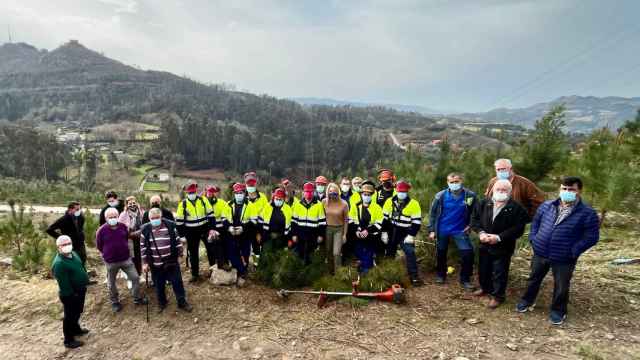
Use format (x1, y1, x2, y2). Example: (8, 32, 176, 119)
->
(516, 176, 600, 325)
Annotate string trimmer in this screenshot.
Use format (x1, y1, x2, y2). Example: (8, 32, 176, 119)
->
(277, 281, 405, 308)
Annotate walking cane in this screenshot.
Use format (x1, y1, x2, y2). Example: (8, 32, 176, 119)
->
(145, 271, 150, 323)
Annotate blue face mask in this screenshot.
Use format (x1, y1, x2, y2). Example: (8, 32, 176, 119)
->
(397, 192, 408, 200)
(448, 183, 462, 192)
(559, 190, 577, 203)
(361, 194, 372, 204)
(246, 186, 256, 193)
(107, 218, 118, 226)
(497, 170, 511, 180)
(234, 193, 245, 204)
(150, 219, 161, 227)
(316, 185, 326, 194)
(274, 199, 284, 207)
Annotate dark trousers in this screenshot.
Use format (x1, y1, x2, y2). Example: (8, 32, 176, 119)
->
(386, 231, 419, 278)
(210, 235, 228, 268)
(132, 239, 142, 275)
(295, 235, 318, 265)
(73, 241, 87, 266)
(354, 238, 375, 274)
(478, 247, 512, 302)
(150, 265, 186, 307)
(436, 233, 474, 283)
(227, 234, 251, 276)
(60, 288, 86, 343)
(251, 229, 261, 256)
(520, 254, 576, 315)
(185, 229, 214, 277)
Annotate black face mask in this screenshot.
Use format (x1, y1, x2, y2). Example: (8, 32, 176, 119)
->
(383, 181, 393, 190)
(128, 205, 138, 211)
(151, 203, 160, 208)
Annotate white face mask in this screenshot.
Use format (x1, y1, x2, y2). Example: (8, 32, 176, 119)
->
(274, 199, 284, 207)
(74, 209, 82, 217)
(108, 200, 119, 207)
(187, 193, 197, 201)
(340, 185, 350, 193)
(107, 218, 118, 226)
(316, 185, 326, 193)
(352, 185, 361, 193)
(61, 244, 73, 254)
(493, 192, 510, 202)
(246, 186, 257, 193)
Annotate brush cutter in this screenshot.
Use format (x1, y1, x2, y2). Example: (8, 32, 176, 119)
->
(277, 282, 405, 308)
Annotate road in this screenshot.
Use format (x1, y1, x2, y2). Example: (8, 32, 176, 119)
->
(389, 132, 407, 150)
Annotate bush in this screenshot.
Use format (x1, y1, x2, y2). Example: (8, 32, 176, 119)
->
(83, 209, 99, 248)
(12, 235, 55, 274)
(255, 248, 329, 289)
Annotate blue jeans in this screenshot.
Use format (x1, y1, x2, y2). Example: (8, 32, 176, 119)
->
(520, 255, 576, 316)
(386, 233, 419, 278)
(436, 233, 474, 283)
(151, 264, 187, 307)
(354, 239, 375, 274)
(227, 234, 251, 276)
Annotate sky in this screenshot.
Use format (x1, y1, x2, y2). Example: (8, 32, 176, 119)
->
(1, 0, 639, 112)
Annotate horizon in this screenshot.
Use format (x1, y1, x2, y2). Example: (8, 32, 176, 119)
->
(1, 0, 640, 112)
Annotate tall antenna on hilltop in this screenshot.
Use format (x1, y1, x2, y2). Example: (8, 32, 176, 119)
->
(7, 25, 12, 43)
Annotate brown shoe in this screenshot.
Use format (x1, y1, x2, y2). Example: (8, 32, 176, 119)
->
(472, 289, 486, 297)
(487, 298, 502, 309)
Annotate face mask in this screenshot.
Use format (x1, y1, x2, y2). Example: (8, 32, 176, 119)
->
(493, 192, 510, 202)
(303, 192, 314, 201)
(448, 183, 462, 192)
(559, 190, 577, 203)
(234, 193, 245, 204)
(497, 170, 511, 180)
(362, 194, 372, 204)
(329, 192, 339, 199)
(151, 202, 160, 208)
(150, 219, 162, 227)
(316, 185, 325, 193)
(274, 199, 284, 207)
(74, 209, 82, 217)
(107, 218, 118, 226)
(352, 185, 361, 193)
(397, 192, 408, 200)
(108, 200, 118, 207)
(187, 193, 197, 201)
(340, 185, 350, 193)
(61, 244, 73, 254)
(246, 186, 256, 193)
(128, 205, 138, 211)
(383, 181, 393, 190)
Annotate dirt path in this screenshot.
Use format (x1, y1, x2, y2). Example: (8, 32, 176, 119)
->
(0, 228, 639, 359)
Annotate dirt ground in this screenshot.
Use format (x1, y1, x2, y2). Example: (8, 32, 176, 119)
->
(0, 224, 639, 360)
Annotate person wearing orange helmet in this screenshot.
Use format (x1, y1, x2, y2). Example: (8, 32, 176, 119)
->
(291, 182, 327, 264)
(223, 183, 257, 285)
(381, 180, 424, 286)
(373, 169, 397, 207)
(314, 175, 329, 202)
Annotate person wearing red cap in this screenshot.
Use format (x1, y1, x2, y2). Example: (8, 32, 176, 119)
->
(257, 188, 293, 258)
(204, 185, 231, 270)
(348, 181, 384, 274)
(175, 181, 216, 283)
(291, 182, 327, 264)
(373, 169, 397, 207)
(381, 179, 424, 286)
(244, 172, 269, 261)
(314, 176, 329, 201)
(223, 183, 258, 285)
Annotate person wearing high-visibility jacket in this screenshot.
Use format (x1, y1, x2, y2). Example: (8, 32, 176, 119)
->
(257, 188, 292, 255)
(204, 185, 230, 270)
(291, 182, 327, 264)
(339, 177, 361, 209)
(244, 172, 268, 259)
(348, 182, 384, 274)
(175, 181, 216, 283)
(224, 183, 257, 285)
(381, 180, 424, 286)
(373, 169, 397, 207)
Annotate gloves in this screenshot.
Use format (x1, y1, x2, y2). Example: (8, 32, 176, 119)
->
(381, 232, 389, 244)
(358, 229, 368, 239)
(228, 226, 236, 236)
(404, 235, 415, 244)
(235, 226, 244, 235)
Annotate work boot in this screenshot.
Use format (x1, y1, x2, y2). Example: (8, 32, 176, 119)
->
(410, 276, 424, 287)
(434, 276, 445, 285)
(111, 302, 123, 313)
(487, 298, 502, 309)
(178, 301, 193, 313)
(64, 340, 84, 349)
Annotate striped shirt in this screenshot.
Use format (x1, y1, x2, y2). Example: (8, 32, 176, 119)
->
(555, 203, 575, 226)
(140, 224, 183, 267)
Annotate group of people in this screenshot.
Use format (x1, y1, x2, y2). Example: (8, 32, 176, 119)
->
(46, 159, 600, 349)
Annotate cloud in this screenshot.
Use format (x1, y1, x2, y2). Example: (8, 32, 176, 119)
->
(97, 0, 138, 14)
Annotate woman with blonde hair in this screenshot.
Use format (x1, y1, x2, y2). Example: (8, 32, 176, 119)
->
(322, 183, 349, 274)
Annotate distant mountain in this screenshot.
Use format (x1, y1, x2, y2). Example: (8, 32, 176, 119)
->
(456, 96, 640, 133)
(291, 97, 451, 115)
